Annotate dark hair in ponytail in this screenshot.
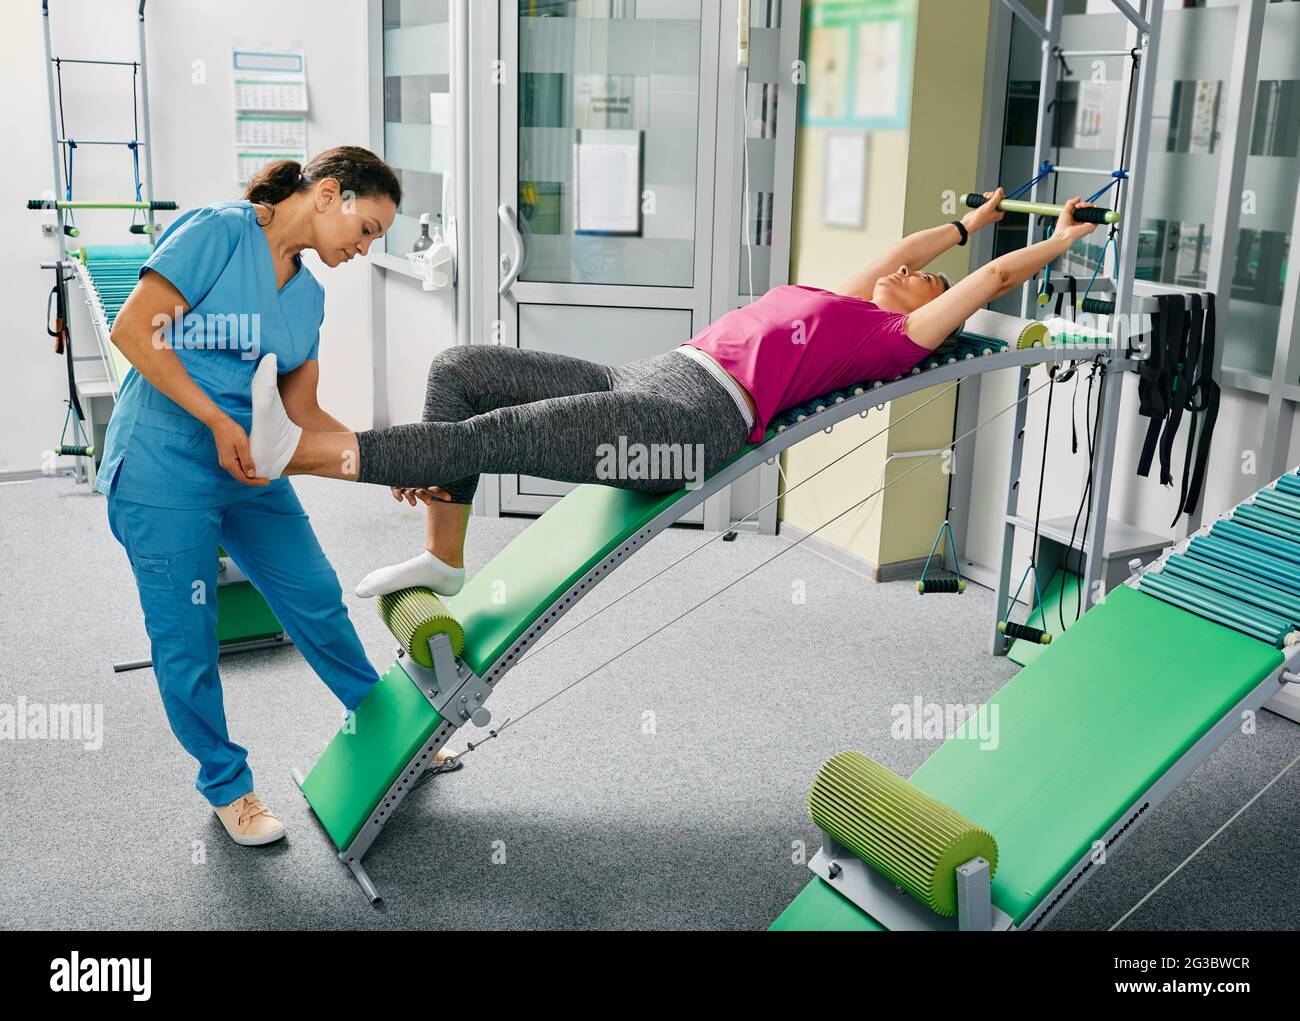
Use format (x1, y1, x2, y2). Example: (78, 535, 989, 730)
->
(242, 145, 402, 222)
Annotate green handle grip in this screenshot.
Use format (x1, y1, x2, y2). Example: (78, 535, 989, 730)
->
(28, 199, 178, 211)
(963, 193, 1119, 224)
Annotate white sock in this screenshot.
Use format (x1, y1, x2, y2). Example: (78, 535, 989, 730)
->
(355, 550, 466, 599)
(249, 353, 302, 480)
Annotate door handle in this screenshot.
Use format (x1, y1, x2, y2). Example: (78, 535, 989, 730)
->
(498, 203, 524, 296)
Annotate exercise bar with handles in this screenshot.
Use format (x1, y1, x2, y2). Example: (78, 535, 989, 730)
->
(42, 1, 149, 17)
(962, 193, 1120, 225)
(27, 198, 178, 210)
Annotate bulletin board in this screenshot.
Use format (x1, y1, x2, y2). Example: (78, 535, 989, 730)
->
(800, 0, 916, 132)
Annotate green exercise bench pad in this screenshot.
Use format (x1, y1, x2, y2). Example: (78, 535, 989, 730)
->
(214, 581, 283, 644)
(771, 584, 1283, 931)
(304, 448, 762, 851)
(300, 660, 448, 851)
(441, 449, 754, 678)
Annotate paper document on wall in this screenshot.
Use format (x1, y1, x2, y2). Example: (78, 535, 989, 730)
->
(232, 49, 309, 112)
(574, 129, 643, 236)
(231, 49, 309, 185)
(822, 133, 868, 228)
(854, 19, 902, 121)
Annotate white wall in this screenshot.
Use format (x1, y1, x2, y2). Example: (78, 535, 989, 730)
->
(383, 269, 456, 426)
(0, 0, 416, 476)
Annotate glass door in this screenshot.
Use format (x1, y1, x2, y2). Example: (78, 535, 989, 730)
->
(497, 0, 721, 517)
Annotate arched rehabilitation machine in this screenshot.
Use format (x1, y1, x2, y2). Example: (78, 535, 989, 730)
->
(291, 318, 1119, 903)
(772, 468, 1300, 931)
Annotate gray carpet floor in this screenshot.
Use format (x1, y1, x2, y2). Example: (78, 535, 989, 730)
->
(1, 474, 1297, 930)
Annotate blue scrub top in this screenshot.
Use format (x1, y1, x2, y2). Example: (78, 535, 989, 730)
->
(93, 200, 325, 509)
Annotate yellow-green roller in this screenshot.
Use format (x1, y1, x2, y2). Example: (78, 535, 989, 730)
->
(809, 750, 998, 918)
(377, 586, 466, 667)
(962, 309, 1050, 350)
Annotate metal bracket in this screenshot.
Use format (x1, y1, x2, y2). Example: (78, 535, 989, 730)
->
(956, 857, 994, 932)
(809, 832, 1014, 931)
(395, 635, 493, 728)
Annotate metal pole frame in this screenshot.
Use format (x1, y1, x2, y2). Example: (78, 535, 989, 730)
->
(136, 1, 157, 237)
(40, 2, 67, 263)
(992, 0, 1063, 654)
(1081, 0, 1162, 611)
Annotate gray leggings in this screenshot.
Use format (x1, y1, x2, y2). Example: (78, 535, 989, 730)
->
(354, 346, 752, 504)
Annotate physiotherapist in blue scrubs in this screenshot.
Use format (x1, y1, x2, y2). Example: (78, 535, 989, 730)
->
(98, 146, 439, 846)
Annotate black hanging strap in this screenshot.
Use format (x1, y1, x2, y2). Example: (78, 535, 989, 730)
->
(1136, 293, 1183, 478)
(46, 265, 86, 424)
(1176, 292, 1220, 524)
(1157, 294, 1201, 487)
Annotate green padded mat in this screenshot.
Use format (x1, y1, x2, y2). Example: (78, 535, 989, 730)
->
(771, 584, 1283, 930)
(299, 660, 450, 850)
(442, 467, 746, 678)
(214, 581, 283, 644)
(302, 464, 743, 850)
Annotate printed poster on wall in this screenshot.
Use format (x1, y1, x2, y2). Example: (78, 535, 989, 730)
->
(801, 0, 915, 132)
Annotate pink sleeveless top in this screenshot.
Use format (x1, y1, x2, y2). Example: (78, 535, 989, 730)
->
(680, 285, 931, 443)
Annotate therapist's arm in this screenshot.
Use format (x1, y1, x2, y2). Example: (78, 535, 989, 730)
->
(278, 358, 350, 432)
(109, 270, 268, 486)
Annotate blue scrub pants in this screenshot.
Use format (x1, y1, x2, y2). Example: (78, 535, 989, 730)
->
(106, 476, 379, 807)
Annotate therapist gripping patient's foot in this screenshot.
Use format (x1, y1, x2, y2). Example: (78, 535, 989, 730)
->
(249, 353, 303, 481)
(248, 351, 467, 598)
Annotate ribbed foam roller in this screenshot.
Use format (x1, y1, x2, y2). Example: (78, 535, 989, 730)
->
(376, 586, 465, 668)
(808, 750, 998, 917)
(961, 308, 1049, 350)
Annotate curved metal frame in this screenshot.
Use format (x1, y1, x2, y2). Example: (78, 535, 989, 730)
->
(478, 342, 1120, 686)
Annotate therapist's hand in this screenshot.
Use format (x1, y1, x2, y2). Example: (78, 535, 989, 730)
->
(211, 415, 269, 486)
(391, 485, 453, 505)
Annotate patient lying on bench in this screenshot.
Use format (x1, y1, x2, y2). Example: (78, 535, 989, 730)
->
(245, 191, 1094, 600)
